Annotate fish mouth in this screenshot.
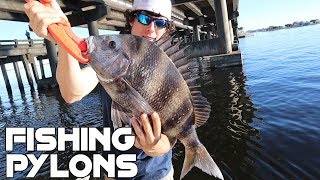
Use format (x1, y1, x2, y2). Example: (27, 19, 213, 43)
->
(82, 36, 95, 58)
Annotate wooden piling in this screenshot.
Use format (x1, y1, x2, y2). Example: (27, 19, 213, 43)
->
(0, 64, 12, 94)
(28, 55, 40, 82)
(13, 61, 24, 91)
(21, 54, 35, 91)
(37, 56, 46, 79)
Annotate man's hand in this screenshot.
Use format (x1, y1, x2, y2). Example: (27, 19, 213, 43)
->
(131, 112, 171, 157)
(24, 0, 67, 43)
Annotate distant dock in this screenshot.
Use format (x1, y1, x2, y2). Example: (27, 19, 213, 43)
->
(0, 39, 58, 95)
(238, 31, 254, 38)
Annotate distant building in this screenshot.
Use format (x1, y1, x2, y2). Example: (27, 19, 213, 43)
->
(266, 26, 283, 31)
(285, 24, 293, 28)
(310, 19, 320, 24)
(303, 21, 310, 26)
(292, 21, 301, 27)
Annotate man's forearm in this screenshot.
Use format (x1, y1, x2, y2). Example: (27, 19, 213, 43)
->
(56, 46, 98, 103)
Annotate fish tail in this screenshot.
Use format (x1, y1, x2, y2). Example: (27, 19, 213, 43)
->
(180, 144, 224, 180)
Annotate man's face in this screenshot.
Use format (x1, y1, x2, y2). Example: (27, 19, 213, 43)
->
(130, 12, 168, 41)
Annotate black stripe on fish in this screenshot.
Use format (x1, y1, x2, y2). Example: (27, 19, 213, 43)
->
(161, 95, 193, 131)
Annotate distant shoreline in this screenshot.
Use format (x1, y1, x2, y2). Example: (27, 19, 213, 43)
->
(245, 19, 320, 33)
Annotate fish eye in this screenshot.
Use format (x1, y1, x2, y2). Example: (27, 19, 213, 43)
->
(109, 41, 116, 49)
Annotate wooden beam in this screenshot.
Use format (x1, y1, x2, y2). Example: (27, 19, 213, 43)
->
(0, 0, 108, 26)
(104, 0, 131, 12)
(172, 17, 192, 30)
(201, 7, 239, 20)
(0, 0, 105, 14)
(172, 7, 186, 18)
(207, 0, 215, 12)
(21, 55, 35, 90)
(0, 12, 29, 22)
(201, 7, 215, 16)
(185, 3, 203, 16)
(0, 46, 47, 57)
(79, 24, 118, 31)
(0, 0, 24, 13)
(99, 19, 126, 28)
(172, 0, 204, 6)
(105, 9, 126, 21)
(67, 4, 108, 26)
(184, 16, 216, 26)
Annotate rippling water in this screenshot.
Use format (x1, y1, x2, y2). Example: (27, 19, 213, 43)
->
(1, 25, 319, 179)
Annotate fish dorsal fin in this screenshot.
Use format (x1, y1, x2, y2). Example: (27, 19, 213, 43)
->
(187, 76, 211, 127)
(169, 45, 189, 63)
(165, 40, 183, 57)
(189, 85, 201, 92)
(186, 76, 200, 87)
(157, 35, 171, 47)
(158, 36, 173, 51)
(157, 36, 190, 67)
(192, 93, 211, 128)
(158, 37, 211, 128)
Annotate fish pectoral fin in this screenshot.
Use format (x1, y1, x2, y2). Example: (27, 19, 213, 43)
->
(121, 78, 154, 114)
(168, 137, 177, 148)
(111, 101, 132, 129)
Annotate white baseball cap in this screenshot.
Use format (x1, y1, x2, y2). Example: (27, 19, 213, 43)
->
(132, 0, 172, 21)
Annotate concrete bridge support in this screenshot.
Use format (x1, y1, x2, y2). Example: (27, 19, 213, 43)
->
(44, 39, 58, 78)
(229, 20, 234, 44)
(214, 0, 232, 53)
(88, 21, 99, 36)
(206, 28, 212, 39)
(193, 25, 200, 42)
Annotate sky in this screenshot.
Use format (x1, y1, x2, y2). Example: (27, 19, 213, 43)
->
(0, 0, 320, 40)
(238, 0, 320, 30)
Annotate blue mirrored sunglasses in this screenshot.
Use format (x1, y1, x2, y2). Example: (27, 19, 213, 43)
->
(136, 13, 169, 29)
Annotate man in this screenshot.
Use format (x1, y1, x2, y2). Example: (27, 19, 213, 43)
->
(25, 30, 31, 40)
(24, 0, 175, 179)
(25, 30, 33, 45)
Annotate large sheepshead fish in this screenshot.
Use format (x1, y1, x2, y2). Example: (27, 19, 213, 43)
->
(83, 34, 223, 180)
